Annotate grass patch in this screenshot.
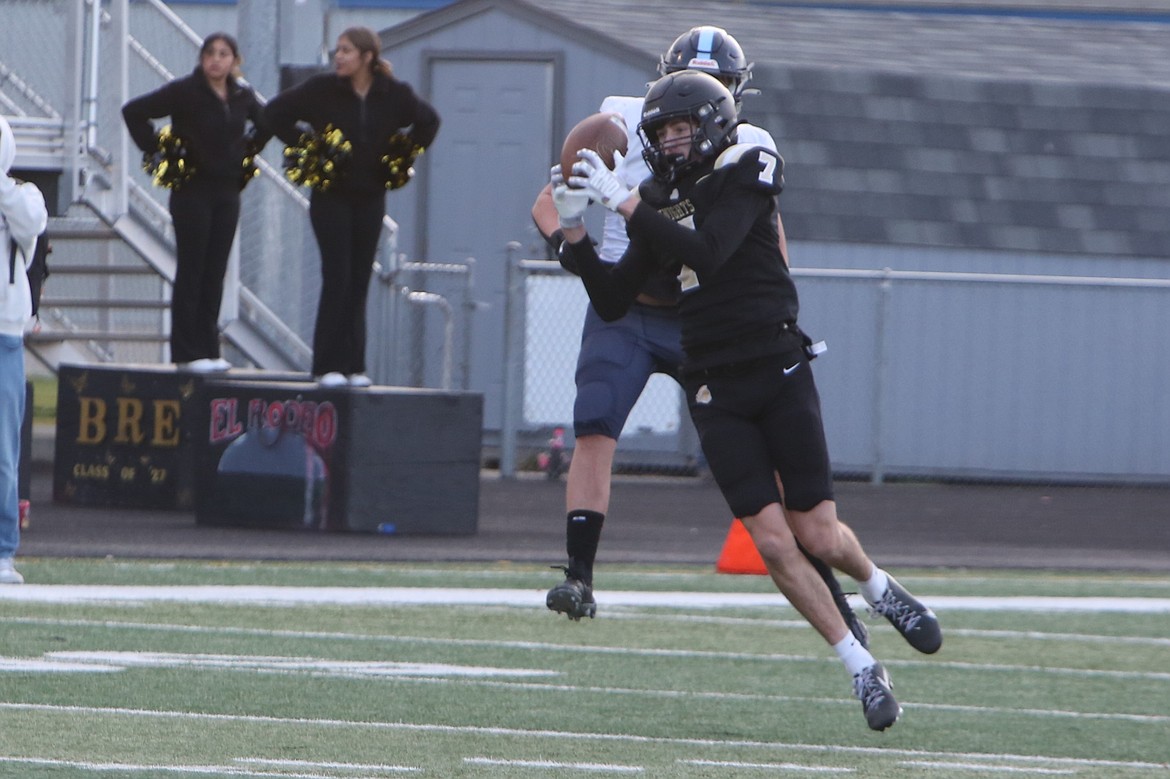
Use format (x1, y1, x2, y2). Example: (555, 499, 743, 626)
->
(28, 373, 57, 423)
(0, 561, 1167, 777)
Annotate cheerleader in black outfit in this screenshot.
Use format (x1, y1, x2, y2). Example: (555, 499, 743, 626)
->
(122, 32, 270, 372)
(263, 26, 441, 387)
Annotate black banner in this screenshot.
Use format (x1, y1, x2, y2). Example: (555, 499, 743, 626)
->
(193, 380, 483, 534)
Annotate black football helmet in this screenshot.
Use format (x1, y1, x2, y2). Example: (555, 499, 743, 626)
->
(639, 70, 738, 183)
(658, 26, 753, 101)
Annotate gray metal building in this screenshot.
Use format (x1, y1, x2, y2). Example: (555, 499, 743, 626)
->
(377, 0, 1170, 483)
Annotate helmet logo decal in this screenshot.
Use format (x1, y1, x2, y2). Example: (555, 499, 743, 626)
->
(687, 57, 720, 72)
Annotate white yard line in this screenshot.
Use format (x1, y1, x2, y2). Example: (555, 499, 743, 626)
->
(2, 585, 1170, 612)
(6, 615, 1170, 685)
(0, 702, 1165, 774)
(896, 760, 1076, 774)
(236, 757, 419, 773)
(0, 756, 368, 778)
(9, 614, 1170, 649)
(464, 756, 644, 773)
(5, 650, 1167, 724)
(602, 612, 1170, 646)
(682, 759, 853, 773)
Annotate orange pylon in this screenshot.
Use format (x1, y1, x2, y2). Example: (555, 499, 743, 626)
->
(715, 518, 768, 575)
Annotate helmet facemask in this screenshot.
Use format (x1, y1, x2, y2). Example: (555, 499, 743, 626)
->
(638, 72, 738, 184)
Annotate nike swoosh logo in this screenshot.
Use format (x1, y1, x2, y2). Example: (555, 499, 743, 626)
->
(783, 363, 800, 375)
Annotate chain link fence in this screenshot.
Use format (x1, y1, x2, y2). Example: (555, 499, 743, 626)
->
(0, 1, 73, 116)
(503, 254, 1170, 485)
(498, 257, 699, 478)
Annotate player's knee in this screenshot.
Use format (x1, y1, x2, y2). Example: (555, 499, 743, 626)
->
(754, 528, 801, 567)
(786, 501, 840, 558)
(574, 381, 621, 439)
(742, 511, 800, 566)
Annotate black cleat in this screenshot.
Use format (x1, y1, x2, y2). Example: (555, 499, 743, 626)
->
(546, 567, 596, 621)
(868, 575, 942, 654)
(853, 662, 901, 732)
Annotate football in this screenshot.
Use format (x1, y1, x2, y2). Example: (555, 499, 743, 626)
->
(560, 111, 628, 185)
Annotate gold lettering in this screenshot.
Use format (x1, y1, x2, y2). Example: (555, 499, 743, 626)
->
(72, 463, 110, 480)
(76, 397, 107, 444)
(658, 199, 695, 223)
(152, 400, 181, 447)
(114, 398, 145, 444)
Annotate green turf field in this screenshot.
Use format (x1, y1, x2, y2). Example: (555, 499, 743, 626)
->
(1, 561, 1168, 778)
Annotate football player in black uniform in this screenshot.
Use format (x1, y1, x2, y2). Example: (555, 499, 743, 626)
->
(534, 27, 868, 652)
(552, 70, 943, 732)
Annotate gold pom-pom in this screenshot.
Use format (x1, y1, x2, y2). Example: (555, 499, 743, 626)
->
(143, 125, 196, 190)
(240, 131, 261, 190)
(240, 156, 260, 189)
(283, 124, 352, 191)
(381, 132, 424, 190)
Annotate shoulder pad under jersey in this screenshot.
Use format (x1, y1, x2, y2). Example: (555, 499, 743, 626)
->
(734, 123, 778, 153)
(715, 144, 784, 194)
(600, 95, 651, 187)
(599, 95, 644, 131)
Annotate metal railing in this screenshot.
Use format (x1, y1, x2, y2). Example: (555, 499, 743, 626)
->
(500, 256, 1170, 484)
(373, 259, 478, 390)
(4, 0, 475, 384)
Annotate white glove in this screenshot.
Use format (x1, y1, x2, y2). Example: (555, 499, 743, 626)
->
(569, 148, 634, 211)
(549, 163, 565, 188)
(552, 182, 591, 230)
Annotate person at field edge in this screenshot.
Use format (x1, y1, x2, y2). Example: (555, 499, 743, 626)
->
(264, 26, 440, 388)
(122, 32, 271, 373)
(0, 114, 49, 585)
(531, 26, 867, 646)
(552, 70, 943, 731)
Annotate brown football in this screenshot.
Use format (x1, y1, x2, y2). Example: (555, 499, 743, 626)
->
(560, 112, 628, 186)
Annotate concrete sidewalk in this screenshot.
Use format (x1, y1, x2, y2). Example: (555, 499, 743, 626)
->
(18, 454, 1170, 572)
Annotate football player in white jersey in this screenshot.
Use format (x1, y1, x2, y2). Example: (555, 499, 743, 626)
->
(532, 28, 864, 643)
(558, 70, 943, 732)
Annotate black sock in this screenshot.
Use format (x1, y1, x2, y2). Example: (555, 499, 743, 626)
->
(798, 540, 848, 604)
(565, 509, 605, 584)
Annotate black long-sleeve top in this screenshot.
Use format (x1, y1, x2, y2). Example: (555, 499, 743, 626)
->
(570, 144, 801, 371)
(122, 68, 271, 184)
(263, 72, 441, 197)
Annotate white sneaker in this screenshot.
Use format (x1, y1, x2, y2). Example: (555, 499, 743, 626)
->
(316, 372, 348, 388)
(180, 358, 228, 373)
(348, 373, 373, 387)
(0, 557, 24, 584)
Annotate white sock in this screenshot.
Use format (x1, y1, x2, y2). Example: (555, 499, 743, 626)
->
(833, 634, 875, 677)
(857, 565, 890, 605)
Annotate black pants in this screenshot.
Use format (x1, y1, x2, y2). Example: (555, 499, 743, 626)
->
(308, 189, 385, 376)
(684, 349, 834, 518)
(168, 179, 240, 363)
